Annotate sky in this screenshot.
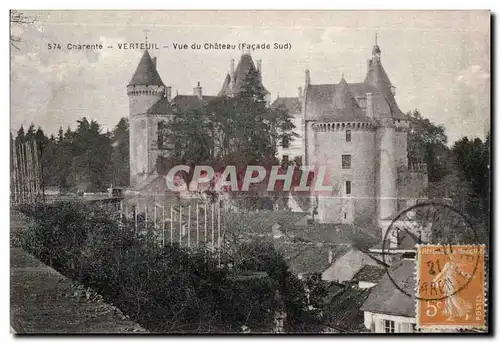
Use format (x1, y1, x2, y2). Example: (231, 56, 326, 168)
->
(10, 10, 490, 144)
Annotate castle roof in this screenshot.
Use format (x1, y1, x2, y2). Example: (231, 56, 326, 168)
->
(128, 50, 165, 87)
(146, 97, 174, 115)
(364, 51, 406, 119)
(218, 73, 232, 96)
(171, 94, 218, 112)
(271, 97, 302, 114)
(304, 44, 407, 122)
(219, 54, 269, 96)
(305, 82, 381, 122)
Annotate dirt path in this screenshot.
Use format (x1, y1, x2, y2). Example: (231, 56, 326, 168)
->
(10, 210, 147, 334)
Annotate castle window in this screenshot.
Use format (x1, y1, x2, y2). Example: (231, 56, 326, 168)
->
(346, 130, 352, 142)
(342, 155, 351, 169)
(345, 181, 351, 195)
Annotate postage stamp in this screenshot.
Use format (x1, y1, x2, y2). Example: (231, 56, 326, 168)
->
(416, 244, 486, 330)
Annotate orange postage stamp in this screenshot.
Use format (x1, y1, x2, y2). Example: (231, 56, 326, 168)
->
(416, 245, 486, 330)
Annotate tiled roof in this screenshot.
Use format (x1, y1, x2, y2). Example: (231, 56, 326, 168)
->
(305, 82, 388, 122)
(272, 97, 302, 114)
(331, 77, 365, 116)
(218, 73, 232, 96)
(128, 50, 165, 87)
(370, 230, 419, 251)
(274, 242, 352, 276)
(146, 97, 175, 115)
(352, 264, 386, 283)
(360, 259, 416, 318)
(223, 211, 307, 236)
(220, 54, 269, 96)
(364, 57, 406, 119)
(284, 222, 381, 249)
(323, 286, 373, 332)
(170, 95, 218, 112)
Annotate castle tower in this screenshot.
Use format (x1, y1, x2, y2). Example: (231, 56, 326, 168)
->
(364, 38, 398, 221)
(127, 50, 166, 187)
(313, 76, 377, 224)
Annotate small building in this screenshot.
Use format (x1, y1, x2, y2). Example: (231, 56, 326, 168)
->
(360, 259, 417, 333)
(322, 286, 373, 333)
(321, 247, 385, 283)
(351, 265, 386, 289)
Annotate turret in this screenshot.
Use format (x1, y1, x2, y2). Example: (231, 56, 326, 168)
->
(127, 50, 166, 187)
(127, 50, 166, 116)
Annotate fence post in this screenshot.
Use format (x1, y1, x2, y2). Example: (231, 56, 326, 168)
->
(162, 205, 165, 247)
(170, 206, 173, 245)
(196, 202, 199, 248)
(188, 205, 191, 248)
(211, 202, 215, 251)
(179, 206, 183, 246)
(204, 202, 207, 245)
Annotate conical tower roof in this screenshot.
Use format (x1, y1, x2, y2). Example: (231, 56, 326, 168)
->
(218, 73, 232, 96)
(128, 50, 165, 87)
(231, 53, 269, 95)
(364, 42, 406, 118)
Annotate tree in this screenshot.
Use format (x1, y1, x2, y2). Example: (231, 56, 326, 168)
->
(164, 66, 297, 174)
(111, 118, 130, 186)
(407, 109, 450, 182)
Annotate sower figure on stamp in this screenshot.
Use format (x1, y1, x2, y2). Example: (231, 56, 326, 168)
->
(432, 256, 473, 321)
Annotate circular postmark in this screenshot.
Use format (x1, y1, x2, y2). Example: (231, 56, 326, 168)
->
(381, 201, 481, 301)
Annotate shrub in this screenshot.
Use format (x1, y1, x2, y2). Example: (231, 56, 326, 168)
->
(18, 201, 311, 332)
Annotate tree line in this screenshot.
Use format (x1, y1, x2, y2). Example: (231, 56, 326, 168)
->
(12, 117, 130, 193)
(406, 109, 490, 242)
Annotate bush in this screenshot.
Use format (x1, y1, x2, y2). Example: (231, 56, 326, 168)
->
(18, 201, 311, 332)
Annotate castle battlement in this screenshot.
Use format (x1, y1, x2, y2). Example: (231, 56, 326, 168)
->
(312, 121, 377, 132)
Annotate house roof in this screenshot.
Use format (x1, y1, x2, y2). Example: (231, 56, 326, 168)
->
(323, 286, 373, 332)
(128, 50, 165, 87)
(272, 97, 302, 114)
(352, 264, 386, 283)
(223, 211, 307, 236)
(170, 94, 218, 112)
(360, 259, 416, 318)
(370, 230, 419, 252)
(275, 242, 353, 276)
(284, 222, 381, 249)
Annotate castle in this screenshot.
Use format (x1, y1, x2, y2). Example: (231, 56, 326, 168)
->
(127, 39, 428, 225)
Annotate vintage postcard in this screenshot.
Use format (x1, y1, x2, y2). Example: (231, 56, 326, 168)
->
(10, 10, 490, 334)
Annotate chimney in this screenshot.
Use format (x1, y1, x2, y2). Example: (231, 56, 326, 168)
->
(298, 87, 303, 98)
(305, 69, 310, 86)
(165, 86, 172, 101)
(152, 57, 157, 70)
(230, 58, 235, 78)
(193, 81, 203, 100)
(328, 249, 333, 264)
(256, 59, 262, 73)
(366, 93, 373, 118)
